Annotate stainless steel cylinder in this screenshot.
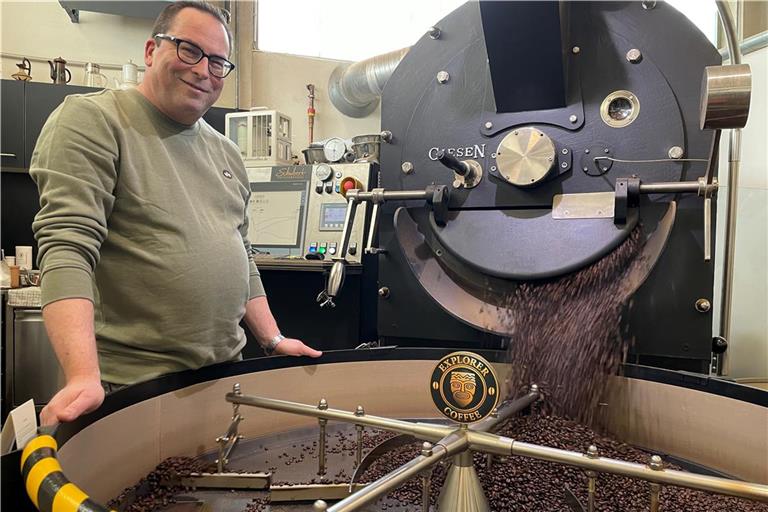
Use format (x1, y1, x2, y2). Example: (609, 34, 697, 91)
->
(699, 64, 751, 129)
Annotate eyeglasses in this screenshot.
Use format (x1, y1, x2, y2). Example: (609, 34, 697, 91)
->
(154, 33, 235, 78)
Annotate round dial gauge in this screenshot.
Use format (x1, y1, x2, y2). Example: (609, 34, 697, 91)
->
(323, 137, 347, 162)
(314, 163, 333, 182)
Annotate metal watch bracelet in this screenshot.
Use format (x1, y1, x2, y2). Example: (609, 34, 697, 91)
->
(265, 333, 286, 355)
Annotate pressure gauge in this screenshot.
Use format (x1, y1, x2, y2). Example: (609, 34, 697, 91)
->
(323, 137, 347, 163)
(314, 163, 333, 182)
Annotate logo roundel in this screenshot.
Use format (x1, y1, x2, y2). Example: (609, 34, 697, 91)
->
(430, 351, 499, 423)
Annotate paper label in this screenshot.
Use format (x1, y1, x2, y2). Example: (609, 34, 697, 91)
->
(1, 399, 38, 453)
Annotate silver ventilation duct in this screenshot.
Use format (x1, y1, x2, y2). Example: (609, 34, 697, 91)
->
(328, 47, 410, 118)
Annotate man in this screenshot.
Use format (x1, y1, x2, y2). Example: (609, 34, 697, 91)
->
(31, 1, 321, 427)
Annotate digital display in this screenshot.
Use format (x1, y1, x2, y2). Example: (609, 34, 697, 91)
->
(320, 204, 347, 230)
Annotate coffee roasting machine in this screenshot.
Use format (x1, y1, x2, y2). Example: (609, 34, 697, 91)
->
(9, 3, 765, 512)
(321, 0, 751, 374)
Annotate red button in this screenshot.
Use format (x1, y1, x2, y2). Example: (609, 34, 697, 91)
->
(342, 180, 355, 191)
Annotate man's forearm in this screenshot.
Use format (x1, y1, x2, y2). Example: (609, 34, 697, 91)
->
(243, 296, 280, 346)
(42, 298, 101, 382)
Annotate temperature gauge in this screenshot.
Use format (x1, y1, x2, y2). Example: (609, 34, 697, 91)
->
(314, 163, 333, 182)
(323, 137, 347, 163)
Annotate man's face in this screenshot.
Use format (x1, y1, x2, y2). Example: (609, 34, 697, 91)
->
(140, 8, 229, 125)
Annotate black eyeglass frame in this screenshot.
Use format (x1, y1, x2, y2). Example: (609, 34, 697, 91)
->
(153, 33, 235, 78)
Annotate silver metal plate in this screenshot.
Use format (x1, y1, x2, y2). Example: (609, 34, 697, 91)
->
(552, 192, 615, 219)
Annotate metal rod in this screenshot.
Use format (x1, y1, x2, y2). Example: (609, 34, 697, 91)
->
(471, 386, 540, 433)
(422, 471, 431, 512)
(715, 0, 745, 376)
(650, 483, 661, 512)
(355, 424, 363, 467)
(364, 202, 380, 254)
(227, 393, 452, 442)
(328, 434, 467, 512)
(338, 198, 358, 259)
(348, 189, 432, 202)
(511, 441, 768, 502)
(639, 181, 701, 194)
(318, 418, 328, 476)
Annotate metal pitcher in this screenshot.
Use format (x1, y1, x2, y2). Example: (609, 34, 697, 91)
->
(48, 56, 71, 85)
(11, 58, 32, 81)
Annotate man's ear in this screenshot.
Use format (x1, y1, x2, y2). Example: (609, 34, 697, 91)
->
(144, 37, 157, 67)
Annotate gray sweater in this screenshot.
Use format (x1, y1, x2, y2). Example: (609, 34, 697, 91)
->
(31, 88, 265, 384)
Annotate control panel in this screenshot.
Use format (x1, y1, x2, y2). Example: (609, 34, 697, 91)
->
(305, 162, 374, 263)
(246, 163, 376, 263)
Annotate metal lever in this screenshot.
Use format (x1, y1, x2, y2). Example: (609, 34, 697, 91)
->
(317, 197, 358, 308)
(365, 199, 387, 255)
(437, 150, 483, 188)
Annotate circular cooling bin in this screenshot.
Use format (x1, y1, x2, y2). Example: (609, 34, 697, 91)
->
(9, 350, 767, 506)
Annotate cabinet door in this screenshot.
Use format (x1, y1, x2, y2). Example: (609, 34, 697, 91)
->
(25, 82, 98, 167)
(0, 80, 25, 170)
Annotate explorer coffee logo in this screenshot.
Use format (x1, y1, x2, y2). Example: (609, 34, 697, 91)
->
(430, 351, 499, 423)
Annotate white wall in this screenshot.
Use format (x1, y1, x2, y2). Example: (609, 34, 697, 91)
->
(0, 1, 236, 107)
(714, 45, 768, 379)
(249, 51, 380, 157)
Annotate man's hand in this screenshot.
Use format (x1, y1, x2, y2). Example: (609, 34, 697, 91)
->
(273, 338, 323, 358)
(40, 375, 105, 427)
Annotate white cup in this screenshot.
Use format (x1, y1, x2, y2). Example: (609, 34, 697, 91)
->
(15, 246, 33, 270)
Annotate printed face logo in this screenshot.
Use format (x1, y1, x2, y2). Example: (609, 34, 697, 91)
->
(430, 351, 499, 424)
(450, 371, 476, 407)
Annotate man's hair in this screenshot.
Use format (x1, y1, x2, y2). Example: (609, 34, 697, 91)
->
(151, 1, 233, 53)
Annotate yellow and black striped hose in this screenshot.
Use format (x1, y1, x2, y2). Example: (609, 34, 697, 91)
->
(21, 434, 114, 512)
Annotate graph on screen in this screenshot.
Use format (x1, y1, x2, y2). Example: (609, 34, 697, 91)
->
(248, 190, 304, 246)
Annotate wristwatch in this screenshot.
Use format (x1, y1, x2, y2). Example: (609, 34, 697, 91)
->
(264, 333, 286, 355)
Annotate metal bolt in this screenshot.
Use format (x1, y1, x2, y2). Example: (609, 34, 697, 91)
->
(437, 71, 450, 84)
(583, 166, 589, 172)
(530, 383, 539, 393)
(314, 500, 328, 511)
(642, 0, 657, 10)
(561, 162, 568, 169)
(233, 383, 242, 395)
(569, 114, 578, 123)
(355, 405, 365, 416)
(602, 167, 609, 172)
(547, 157, 553, 162)
(378, 286, 390, 298)
(604, 148, 610, 153)
(491, 152, 497, 158)
(421, 442, 433, 457)
(649, 454, 663, 470)
(572, 46, 581, 54)
(587, 445, 599, 458)
(452, 179, 463, 189)
(561, 148, 569, 155)
(695, 298, 711, 313)
(318, 398, 328, 410)
(401, 161, 414, 174)
(428, 26, 441, 39)
(584, 149, 590, 154)
(380, 130, 393, 143)
(626, 48, 643, 63)
(484, 121, 494, 130)
(668, 146, 684, 159)
(490, 166, 497, 172)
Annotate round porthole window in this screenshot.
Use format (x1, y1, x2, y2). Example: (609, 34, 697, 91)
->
(600, 90, 640, 128)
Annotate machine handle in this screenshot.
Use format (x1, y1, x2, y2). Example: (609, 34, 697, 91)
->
(21, 434, 115, 512)
(436, 150, 471, 176)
